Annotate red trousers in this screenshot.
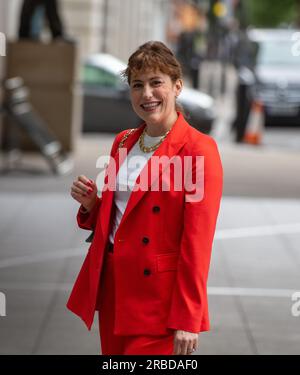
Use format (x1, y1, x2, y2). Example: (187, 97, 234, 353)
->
(98, 251, 175, 355)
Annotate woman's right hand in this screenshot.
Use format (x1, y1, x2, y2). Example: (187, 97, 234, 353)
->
(70, 175, 97, 212)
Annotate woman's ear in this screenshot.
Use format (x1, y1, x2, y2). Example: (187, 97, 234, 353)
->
(175, 79, 183, 97)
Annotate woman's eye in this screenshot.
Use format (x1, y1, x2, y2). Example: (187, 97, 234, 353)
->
(153, 81, 162, 86)
(132, 83, 142, 89)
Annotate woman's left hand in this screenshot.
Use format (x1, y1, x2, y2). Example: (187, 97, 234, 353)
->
(173, 330, 199, 355)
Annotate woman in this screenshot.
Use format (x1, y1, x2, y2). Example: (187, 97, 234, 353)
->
(68, 41, 223, 355)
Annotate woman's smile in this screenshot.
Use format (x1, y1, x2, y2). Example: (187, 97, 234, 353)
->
(140, 101, 162, 112)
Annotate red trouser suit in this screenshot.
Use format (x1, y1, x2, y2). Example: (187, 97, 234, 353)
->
(67, 113, 223, 355)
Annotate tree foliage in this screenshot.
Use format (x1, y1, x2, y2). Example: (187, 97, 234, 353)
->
(245, 0, 298, 27)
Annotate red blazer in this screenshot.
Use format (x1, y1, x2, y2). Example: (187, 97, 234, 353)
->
(67, 112, 223, 335)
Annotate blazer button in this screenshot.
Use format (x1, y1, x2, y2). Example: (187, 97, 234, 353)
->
(142, 237, 149, 244)
(152, 206, 160, 213)
(143, 268, 151, 276)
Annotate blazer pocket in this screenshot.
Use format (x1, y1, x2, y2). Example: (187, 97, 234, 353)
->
(156, 253, 179, 272)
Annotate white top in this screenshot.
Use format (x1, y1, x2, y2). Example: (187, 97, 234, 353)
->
(109, 132, 165, 244)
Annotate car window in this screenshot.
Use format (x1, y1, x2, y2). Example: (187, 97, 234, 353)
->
(255, 40, 299, 66)
(82, 64, 119, 87)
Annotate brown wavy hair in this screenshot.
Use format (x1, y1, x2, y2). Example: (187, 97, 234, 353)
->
(121, 41, 184, 113)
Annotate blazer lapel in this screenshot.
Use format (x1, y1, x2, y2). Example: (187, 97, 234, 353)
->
(99, 124, 145, 240)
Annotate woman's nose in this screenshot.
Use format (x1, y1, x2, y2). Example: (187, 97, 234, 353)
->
(142, 84, 153, 99)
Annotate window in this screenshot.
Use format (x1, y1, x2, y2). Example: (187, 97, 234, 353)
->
(256, 40, 299, 66)
(82, 65, 119, 87)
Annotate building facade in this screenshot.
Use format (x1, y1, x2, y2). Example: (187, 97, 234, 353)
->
(0, 0, 169, 62)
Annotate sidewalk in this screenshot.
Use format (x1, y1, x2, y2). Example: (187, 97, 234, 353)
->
(0, 134, 299, 354)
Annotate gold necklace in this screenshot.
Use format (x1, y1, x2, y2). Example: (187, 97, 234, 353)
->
(139, 128, 170, 153)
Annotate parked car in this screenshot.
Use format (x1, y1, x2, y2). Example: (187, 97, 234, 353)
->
(81, 53, 216, 134)
(233, 28, 300, 140)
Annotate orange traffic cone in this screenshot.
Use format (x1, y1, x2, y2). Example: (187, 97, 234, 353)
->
(243, 100, 265, 145)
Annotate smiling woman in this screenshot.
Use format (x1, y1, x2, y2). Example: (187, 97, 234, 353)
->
(68, 41, 223, 356)
(128, 71, 181, 137)
(122, 41, 185, 136)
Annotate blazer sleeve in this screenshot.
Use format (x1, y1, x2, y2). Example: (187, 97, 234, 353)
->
(76, 197, 102, 231)
(76, 129, 129, 232)
(166, 136, 223, 333)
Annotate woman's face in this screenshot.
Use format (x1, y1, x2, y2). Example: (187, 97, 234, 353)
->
(129, 70, 182, 128)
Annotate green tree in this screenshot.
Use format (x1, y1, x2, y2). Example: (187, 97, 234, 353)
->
(245, 0, 299, 27)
